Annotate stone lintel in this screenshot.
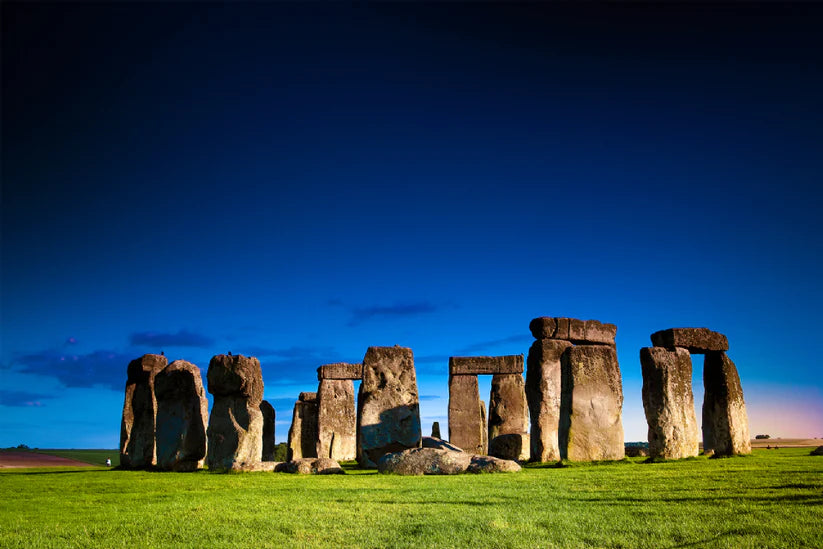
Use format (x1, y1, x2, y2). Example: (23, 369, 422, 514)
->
(651, 328, 729, 354)
(299, 392, 318, 402)
(317, 362, 363, 381)
(449, 355, 524, 376)
(529, 317, 616, 345)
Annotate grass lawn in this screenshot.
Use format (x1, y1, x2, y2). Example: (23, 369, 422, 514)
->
(1, 448, 821, 548)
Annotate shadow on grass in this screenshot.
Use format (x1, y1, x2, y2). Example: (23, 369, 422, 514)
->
(669, 526, 763, 548)
(570, 493, 823, 505)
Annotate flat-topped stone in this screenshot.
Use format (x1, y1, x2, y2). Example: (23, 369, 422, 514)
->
(449, 355, 524, 376)
(299, 392, 317, 402)
(317, 362, 363, 381)
(650, 328, 729, 354)
(529, 317, 616, 345)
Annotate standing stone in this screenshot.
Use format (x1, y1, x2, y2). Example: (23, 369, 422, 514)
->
(356, 345, 422, 468)
(431, 422, 441, 439)
(287, 392, 319, 460)
(316, 379, 356, 461)
(448, 374, 485, 454)
(488, 373, 529, 441)
(260, 400, 276, 461)
(703, 352, 751, 456)
(640, 347, 699, 459)
(559, 345, 624, 461)
(154, 360, 209, 472)
(120, 354, 167, 469)
(526, 339, 573, 462)
(206, 354, 264, 471)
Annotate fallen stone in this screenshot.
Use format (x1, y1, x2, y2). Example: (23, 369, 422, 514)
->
(276, 457, 345, 474)
(377, 447, 472, 475)
(467, 455, 521, 473)
(526, 338, 573, 462)
(259, 400, 276, 461)
(317, 362, 363, 380)
(529, 317, 616, 345)
(625, 445, 649, 458)
(287, 392, 319, 460)
(120, 354, 167, 469)
(431, 421, 441, 439)
(154, 360, 209, 472)
(316, 379, 356, 461)
(702, 352, 751, 456)
(422, 436, 463, 452)
(448, 374, 486, 454)
(640, 347, 700, 459)
(650, 328, 729, 354)
(356, 346, 422, 468)
(488, 433, 530, 461)
(559, 345, 625, 461)
(449, 355, 524, 376)
(488, 373, 529, 441)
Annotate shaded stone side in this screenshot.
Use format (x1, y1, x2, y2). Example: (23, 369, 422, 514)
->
(155, 360, 208, 472)
(287, 395, 319, 460)
(317, 362, 363, 380)
(640, 347, 699, 459)
(702, 352, 751, 456)
(651, 328, 729, 354)
(448, 374, 485, 454)
(480, 401, 488, 455)
(526, 339, 573, 462)
(488, 373, 529, 442)
(449, 355, 524, 376)
(316, 379, 356, 461)
(356, 345, 422, 468)
(559, 345, 624, 461)
(206, 354, 264, 470)
(120, 354, 167, 469)
(260, 400, 276, 461)
(431, 422, 441, 439)
(529, 317, 616, 346)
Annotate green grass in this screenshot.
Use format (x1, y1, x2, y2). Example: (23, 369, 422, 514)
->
(1, 449, 821, 548)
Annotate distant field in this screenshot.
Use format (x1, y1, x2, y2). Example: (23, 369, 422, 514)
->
(0, 449, 119, 468)
(1, 448, 821, 548)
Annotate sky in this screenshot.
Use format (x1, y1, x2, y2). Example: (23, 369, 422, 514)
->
(2, 3, 822, 448)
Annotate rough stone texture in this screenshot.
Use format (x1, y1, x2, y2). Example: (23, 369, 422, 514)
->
(276, 458, 345, 474)
(377, 447, 473, 475)
(811, 446, 823, 456)
(448, 374, 485, 454)
(559, 345, 625, 461)
(206, 354, 264, 471)
(488, 433, 530, 461)
(431, 422, 441, 439)
(529, 317, 617, 345)
(120, 354, 168, 469)
(488, 373, 529, 441)
(651, 328, 729, 354)
(526, 339, 573, 462)
(287, 393, 319, 460)
(316, 379, 356, 461)
(467, 455, 521, 473)
(640, 347, 700, 459)
(422, 437, 463, 452)
(317, 362, 363, 380)
(154, 360, 208, 472)
(356, 346, 422, 468)
(480, 401, 487, 454)
(625, 446, 649, 458)
(449, 355, 524, 376)
(702, 352, 751, 456)
(260, 400, 276, 461)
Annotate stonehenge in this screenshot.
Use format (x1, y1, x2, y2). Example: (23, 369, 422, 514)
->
(525, 338, 572, 462)
(154, 360, 209, 472)
(260, 400, 276, 461)
(447, 373, 486, 454)
(287, 392, 319, 460)
(702, 350, 751, 456)
(316, 364, 358, 461)
(120, 353, 168, 469)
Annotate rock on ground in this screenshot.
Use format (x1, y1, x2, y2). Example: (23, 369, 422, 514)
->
(488, 433, 530, 461)
(421, 436, 463, 452)
(276, 458, 345, 474)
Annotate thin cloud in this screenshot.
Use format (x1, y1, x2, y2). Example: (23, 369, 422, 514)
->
(130, 329, 214, 349)
(0, 390, 55, 407)
(419, 394, 441, 401)
(347, 301, 439, 326)
(4, 348, 133, 391)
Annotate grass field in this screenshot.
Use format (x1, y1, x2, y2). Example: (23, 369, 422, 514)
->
(1, 448, 821, 548)
(33, 449, 120, 467)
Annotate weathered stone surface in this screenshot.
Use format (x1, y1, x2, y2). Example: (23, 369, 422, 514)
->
(431, 422, 441, 439)
(259, 400, 276, 461)
(529, 317, 617, 345)
(449, 355, 524, 376)
(206, 354, 264, 471)
(154, 360, 208, 472)
(422, 436, 463, 452)
(356, 346, 422, 468)
(467, 455, 521, 473)
(488, 433, 530, 461)
(702, 352, 751, 456)
(811, 446, 823, 456)
(276, 458, 345, 474)
(651, 328, 729, 354)
(317, 362, 363, 380)
(448, 374, 485, 454)
(559, 345, 624, 461)
(488, 373, 529, 441)
(640, 347, 700, 459)
(316, 379, 356, 461)
(625, 445, 649, 458)
(526, 339, 573, 462)
(377, 447, 473, 475)
(480, 401, 487, 454)
(287, 393, 319, 460)
(120, 354, 167, 469)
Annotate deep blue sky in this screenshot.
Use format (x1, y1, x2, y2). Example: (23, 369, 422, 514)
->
(2, 3, 822, 447)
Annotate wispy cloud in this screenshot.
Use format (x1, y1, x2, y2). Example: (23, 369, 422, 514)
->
(0, 390, 55, 407)
(332, 300, 440, 326)
(130, 329, 214, 349)
(4, 348, 132, 391)
(419, 394, 441, 401)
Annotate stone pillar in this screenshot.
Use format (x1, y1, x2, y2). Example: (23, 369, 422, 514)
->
(316, 380, 356, 461)
(488, 373, 529, 460)
(287, 392, 319, 460)
(559, 345, 624, 461)
(206, 354, 264, 471)
(703, 352, 751, 456)
(154, 360, 209, 472)
(120, 354, 167, 469)
(448, 374, 485, 454)
(260, 400, 276, 461)
(526, 339, 572, 462)
(356, 345, 421, 468)
(431, 422, 441, 439)
(640, 347, 699, 459)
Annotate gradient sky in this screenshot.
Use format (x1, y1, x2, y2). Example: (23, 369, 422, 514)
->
(2, 3, 822, 448)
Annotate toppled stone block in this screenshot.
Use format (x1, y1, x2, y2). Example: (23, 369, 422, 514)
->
(702, 351, 751, 456)
(356, 346, 422, 468)
(640, 347, 699, 459)
(259, 400, 276, 461)
(377, 447, 472, 475)
(488, 373, 529, 441)
(448, 374, 486, 454)
(120, 354, 168, 469)
(317, 362, 363, 381)
(529, 317, 616, 345)
(422, 436, 463, 452)
(449, 355, 524, 376)
(316, 379, 356, 461)
(526, 339, 573, 462)
(650, 328, 729, 354)
(488, 433, 530, 461)
(155, 360, 209, 472)
(287, 392, 319, 460)
(276, 457, 345, 474)
(559, 345, 624, 461)
(467, 455, 521, 473)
